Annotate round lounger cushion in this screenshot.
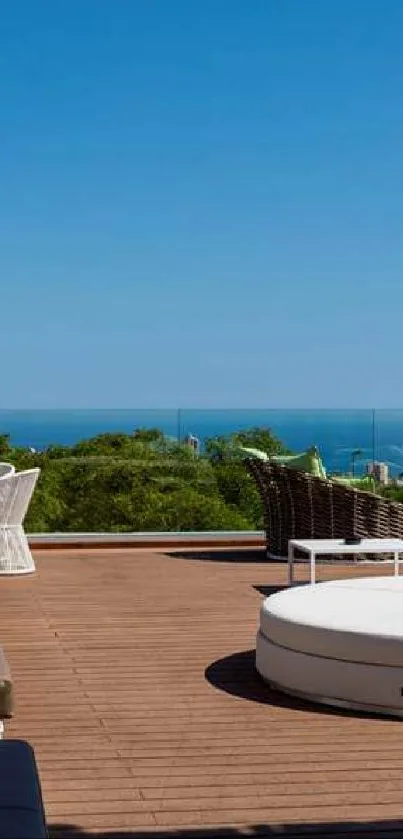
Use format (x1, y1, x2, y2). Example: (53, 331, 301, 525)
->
(257, 577, 403, 716)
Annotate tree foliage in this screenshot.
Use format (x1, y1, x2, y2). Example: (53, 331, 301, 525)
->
(0, 427, 288, 533)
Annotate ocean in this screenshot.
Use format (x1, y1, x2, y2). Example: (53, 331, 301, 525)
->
(1, 409, 403, 476)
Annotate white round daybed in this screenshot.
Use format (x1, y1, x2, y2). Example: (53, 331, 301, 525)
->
(256, 577, 403, 717)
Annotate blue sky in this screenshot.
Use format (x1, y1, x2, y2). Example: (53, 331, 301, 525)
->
(1, 0, 402, 408)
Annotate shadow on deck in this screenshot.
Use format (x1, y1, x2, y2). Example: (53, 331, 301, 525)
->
(205, 649, 388, 722)
(167, 549, 267, 563)
(49, 819, 403, 838)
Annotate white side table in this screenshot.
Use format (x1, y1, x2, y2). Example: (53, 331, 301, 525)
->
(288, 538, 403, 586)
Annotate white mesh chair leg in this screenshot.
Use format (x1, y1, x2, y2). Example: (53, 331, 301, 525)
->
(0, 526, 35, 575)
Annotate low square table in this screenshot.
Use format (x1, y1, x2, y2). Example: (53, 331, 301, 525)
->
(288, 538, 403, 586)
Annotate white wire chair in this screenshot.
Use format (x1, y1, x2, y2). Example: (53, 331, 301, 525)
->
(0, 469, 40, 574)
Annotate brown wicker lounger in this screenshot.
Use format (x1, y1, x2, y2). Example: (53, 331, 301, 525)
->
(245, 458, 403, 559)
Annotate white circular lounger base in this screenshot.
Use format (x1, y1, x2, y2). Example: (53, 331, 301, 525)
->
(256, 631, 403, 718)
(256, 577, 403, 718)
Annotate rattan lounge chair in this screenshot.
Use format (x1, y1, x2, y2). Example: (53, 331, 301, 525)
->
(246, 458, 403, 559)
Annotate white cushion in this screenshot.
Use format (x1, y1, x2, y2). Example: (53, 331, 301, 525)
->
(260, 577, 403, 668)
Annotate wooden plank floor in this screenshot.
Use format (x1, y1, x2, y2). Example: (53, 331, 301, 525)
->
(2, 549, 403, 837)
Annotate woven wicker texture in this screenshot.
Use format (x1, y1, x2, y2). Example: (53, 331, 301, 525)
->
(246, 458, 403, 558)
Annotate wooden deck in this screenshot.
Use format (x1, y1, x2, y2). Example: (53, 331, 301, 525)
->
(3, 548, 403, 838)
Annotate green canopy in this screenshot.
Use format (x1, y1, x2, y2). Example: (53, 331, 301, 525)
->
(332, 474, 375, 491)
(237, 446, 269, 461)
(239, 444, 326, 478)
(272, 446, 327, 479)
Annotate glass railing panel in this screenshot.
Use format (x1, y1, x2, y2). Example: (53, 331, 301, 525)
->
(373, 410, 403, 486)
(0, 407, 392, 533)
(180, 408, 375, 477)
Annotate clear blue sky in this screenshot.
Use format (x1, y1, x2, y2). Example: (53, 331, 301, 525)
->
(1, 0, 402, 408)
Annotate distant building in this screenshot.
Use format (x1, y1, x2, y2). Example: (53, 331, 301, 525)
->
(367, 461, 389, 484)
(184, 434, 200, 456)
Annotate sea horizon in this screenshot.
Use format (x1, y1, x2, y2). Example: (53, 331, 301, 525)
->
(1, 408, 403, 476)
